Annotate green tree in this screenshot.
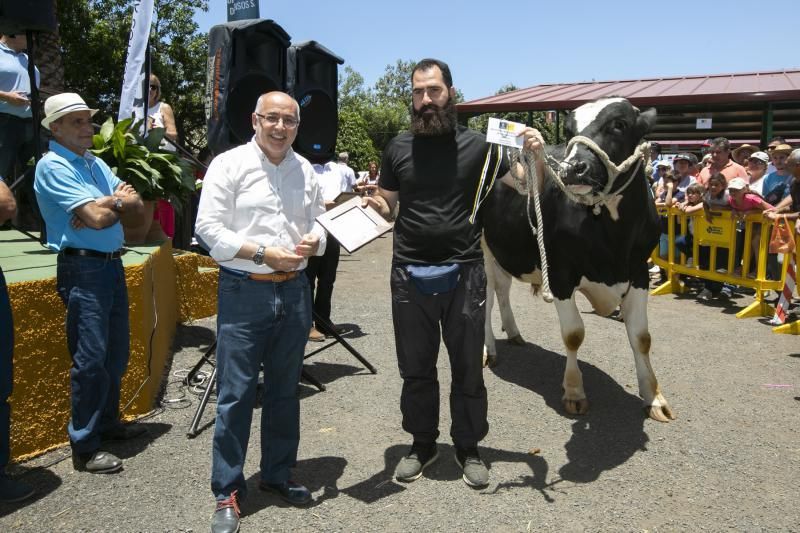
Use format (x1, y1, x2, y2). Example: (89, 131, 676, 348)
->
(56, 0, 209, 150)
(336, 108, 378, 173)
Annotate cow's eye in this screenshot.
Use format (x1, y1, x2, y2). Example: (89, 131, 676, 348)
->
(611, 119, 627, 132)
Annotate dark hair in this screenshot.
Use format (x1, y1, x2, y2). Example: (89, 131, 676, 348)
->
(650, 142, 661, 154)
(709, 137, 731, 151)
(707, 173, 727, 187)
(687, 153, 699, 165)
(412, 58, 453, 87)
(769, 135, 786, 144)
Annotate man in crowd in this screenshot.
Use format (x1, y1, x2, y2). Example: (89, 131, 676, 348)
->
(766, 136, 786, 174)
(336, 151, 357, 192)
(762, 143, 794, 205)
(195, 91, 326, 533)
(33, 93, 145, 474)
(0, 33, 40, 229)
(0, 178, 34, 502)
(307, 159, 347, 341)
(0, 33, 38, 184)
(697, 137, 748, 185)
(363, 58, 543, 489)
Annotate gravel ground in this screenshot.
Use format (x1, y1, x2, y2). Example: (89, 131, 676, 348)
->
(2, 233, 799, 532)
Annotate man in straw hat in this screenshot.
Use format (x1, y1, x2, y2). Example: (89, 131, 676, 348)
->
(33, 93, 145, 474)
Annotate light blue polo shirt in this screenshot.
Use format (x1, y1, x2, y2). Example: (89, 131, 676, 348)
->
(34, 140, 124, 252)
(0, 41, 39, 118)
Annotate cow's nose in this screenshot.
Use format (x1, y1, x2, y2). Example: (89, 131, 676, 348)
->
(573, 161, 589, 176)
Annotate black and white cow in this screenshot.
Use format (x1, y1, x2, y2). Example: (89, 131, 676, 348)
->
(481, 97, 675, 422)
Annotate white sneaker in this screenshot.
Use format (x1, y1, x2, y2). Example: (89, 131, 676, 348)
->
(685, 258, 693, 267)
(697, 288, 713, 301)
(648, 264, 660, 274)
(719, 286, 733, 299)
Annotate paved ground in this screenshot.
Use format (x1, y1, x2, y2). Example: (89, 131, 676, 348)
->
(2, 233, 799, 532)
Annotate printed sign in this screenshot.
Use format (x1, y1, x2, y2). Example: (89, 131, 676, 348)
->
(696, 118, 712, 130)
(227, 0, 259, 21)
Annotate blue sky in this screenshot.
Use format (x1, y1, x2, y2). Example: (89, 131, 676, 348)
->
(194, 1, 798, 102)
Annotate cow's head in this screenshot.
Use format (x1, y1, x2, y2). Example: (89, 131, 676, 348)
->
(560, 97, 657, 194)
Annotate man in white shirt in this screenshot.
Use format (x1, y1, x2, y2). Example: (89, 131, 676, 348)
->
(336, 151, 357, 192)
(195, 91, 327, 533)
(306, 160, 347, 341)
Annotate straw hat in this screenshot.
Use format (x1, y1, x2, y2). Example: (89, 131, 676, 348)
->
(41, 93, 98, 130)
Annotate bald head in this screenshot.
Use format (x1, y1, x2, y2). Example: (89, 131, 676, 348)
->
(255, 91, 299, 119)
(252, 91, 300, 165)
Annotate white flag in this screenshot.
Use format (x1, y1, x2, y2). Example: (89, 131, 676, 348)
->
(118, 0, 156, 122)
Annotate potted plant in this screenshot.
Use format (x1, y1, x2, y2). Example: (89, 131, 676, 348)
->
(90, 117, 196, 243)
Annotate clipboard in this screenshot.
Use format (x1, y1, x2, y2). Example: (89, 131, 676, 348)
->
(315, 197, 393, 253)
(333, 191, 360, 207)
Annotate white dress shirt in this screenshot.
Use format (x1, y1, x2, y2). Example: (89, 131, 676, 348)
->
(337, 162, 357, 192)
(313, 162, 348, 202)
(195, 139, 327, 273)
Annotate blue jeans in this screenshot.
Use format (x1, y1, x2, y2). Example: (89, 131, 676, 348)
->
(56, 254, 130, 454)
(0, 268, 13, 471)
(211, 269, 311, 501)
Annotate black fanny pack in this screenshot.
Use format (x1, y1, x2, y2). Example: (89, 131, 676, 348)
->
(405, 263, 461, 295)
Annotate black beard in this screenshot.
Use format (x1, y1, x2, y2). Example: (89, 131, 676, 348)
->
(410, 98, 458, 136)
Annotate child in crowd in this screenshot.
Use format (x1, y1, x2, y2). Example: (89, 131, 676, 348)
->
(727, 177, 773, 277)
(656, 171, 685, 260)
(674, 183, 706, 265)
(693, 173, 733, 300)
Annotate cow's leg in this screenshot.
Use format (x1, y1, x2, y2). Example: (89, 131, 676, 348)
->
(553, 296, 589, 415)
(619, 287, 675, 422)
(482, 253, 500, 367)
(483, 254, 523, 367)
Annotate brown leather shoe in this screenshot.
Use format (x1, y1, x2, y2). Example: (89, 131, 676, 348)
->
(308, 326, 325, 342)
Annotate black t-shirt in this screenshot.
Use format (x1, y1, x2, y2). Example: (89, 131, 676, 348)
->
(380, 125, 507, 264)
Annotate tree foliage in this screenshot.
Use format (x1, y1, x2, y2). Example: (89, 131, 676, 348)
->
(56, 0, 209, 150)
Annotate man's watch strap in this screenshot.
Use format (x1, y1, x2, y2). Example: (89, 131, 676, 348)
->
(113, 197, 123, 211)
(252, 245, 266, 265)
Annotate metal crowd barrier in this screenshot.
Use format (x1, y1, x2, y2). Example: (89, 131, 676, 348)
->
(650, 207, 797, 333)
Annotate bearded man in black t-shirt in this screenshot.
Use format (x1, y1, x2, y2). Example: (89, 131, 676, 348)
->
(363, 58, 544, 488)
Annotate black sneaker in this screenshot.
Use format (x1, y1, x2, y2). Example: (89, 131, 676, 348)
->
(454, 447, 489, 488)
(395, 441, 438, 482)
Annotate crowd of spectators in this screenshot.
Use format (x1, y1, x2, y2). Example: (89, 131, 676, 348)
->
(649, 137, 800, 301)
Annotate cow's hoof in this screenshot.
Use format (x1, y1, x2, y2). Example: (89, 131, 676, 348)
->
(645, 403, 676, 423)
(508, 334, 525, 346)
(563, 398, 589, 415)
(483, 354, 498, 368)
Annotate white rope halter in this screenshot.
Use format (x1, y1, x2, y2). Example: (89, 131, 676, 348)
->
(551, 136, 651, 220)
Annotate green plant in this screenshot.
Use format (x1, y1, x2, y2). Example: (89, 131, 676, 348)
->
(90, 117, 196, 212)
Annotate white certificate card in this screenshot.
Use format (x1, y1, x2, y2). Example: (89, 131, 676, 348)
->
(486, 117, 525, 148)
(315, 197, 394, 253)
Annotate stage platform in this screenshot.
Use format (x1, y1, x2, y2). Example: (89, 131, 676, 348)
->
(1, 229, 219, 460)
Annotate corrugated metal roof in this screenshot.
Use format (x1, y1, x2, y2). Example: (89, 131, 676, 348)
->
(457, 69, 800, 113)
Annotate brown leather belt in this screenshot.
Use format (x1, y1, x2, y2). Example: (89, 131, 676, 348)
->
(248, 271, 300, 283)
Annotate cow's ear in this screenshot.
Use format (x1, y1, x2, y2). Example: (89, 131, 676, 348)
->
(564, 114, 577, 140)
(635, 108, 657, 137)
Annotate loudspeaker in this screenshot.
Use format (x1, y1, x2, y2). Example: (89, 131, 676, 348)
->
(287, 41, 343, 162)
(206, 19, 290, 154)
(0, 0, 57, 34)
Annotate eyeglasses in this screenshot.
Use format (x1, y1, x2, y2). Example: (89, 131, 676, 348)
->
(254, 113, 299, 129)
(150, 84, 160, 91)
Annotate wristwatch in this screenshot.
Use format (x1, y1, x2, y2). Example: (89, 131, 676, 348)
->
(252, 245, 266, 265)
(113, 198, 123, 211)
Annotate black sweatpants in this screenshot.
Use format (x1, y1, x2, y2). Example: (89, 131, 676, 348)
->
(306, 237, 341, 329)
(390, 261, 489, 448)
